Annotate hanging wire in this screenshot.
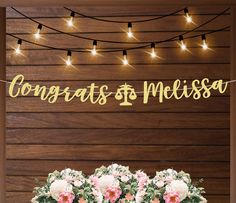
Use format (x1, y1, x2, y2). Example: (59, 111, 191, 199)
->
(7, 26, 229, 53)
(63, 7, 185, 24)
(10, 7, 229, 45)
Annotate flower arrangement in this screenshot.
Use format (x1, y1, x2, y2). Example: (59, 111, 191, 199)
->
(32, 164, 207, 203)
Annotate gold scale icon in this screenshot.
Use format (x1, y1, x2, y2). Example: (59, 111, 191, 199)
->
(115, 83, 137, 106)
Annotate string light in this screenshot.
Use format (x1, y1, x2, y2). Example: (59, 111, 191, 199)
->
(150, 42, 157, 58)
(34, 24, 42, 39)
(127, 22, 133, 38)
(179, 35, 187, 50)
(67, 11, 75, 27)
(91, 40, 97, 56)
(201, 34, 208, 50)
(184, 8, 192, 23)
(122, 50, 129, 65)
(15, 39, 22, 55)
(66, 50, 72, 66)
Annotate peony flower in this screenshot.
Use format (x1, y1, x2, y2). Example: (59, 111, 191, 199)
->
(151, 198, 160, 203)
(164, 192, 180, 203)
(58, 192, 74, 203)
(49, 180, 72, 200)
(104, 186, 122, 203)
(166, 180, 188, 201)
(78, 197, 87, 203)
(98, 175, 118, 193)
(125, 193, 134, 201)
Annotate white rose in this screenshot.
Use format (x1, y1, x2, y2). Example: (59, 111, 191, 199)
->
(49, 180, 72, 200)
(98, 175, 118, 193)
(166, 180, 188, 201)
(74, 180, 83, 187)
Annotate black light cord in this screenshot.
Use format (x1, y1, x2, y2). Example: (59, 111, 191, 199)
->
(7, 26, 230, 53)
(63, 7, 185, 24)
(10, 7, 229, 45)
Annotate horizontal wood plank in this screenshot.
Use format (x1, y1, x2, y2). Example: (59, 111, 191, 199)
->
(6, 113, 230, 128)
(6, 7, 231, 18)
(6, 160, 230, 177)
(6, 145, 229, 161)
(6, 48, 230, 65)
(6, 97, 230, 113)
(6, 15, 230, 33)
(6, 129, 230, 145)
(6, 64, 230, 80)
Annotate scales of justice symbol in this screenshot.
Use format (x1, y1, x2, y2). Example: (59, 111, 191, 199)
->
(115, 83, 137, 106)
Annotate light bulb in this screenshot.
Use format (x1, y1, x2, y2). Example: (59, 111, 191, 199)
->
(122, 50, 129, 65)
(67, 11, 75, 27)
(91, 40, 97, 56)
(127, 22, 133, 38)
(184, 8, 192, 23)
(179, 35, 186, 50)
(150, 42, 157, 58)
(66, 50, 72, 66)
(35, 24, 42, 39)
(201, 34, 208, 50)
(15, 39, 22, 55)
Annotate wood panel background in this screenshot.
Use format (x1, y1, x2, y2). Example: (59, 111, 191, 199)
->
(5, 6, 230, 203)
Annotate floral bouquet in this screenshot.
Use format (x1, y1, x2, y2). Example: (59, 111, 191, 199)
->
(140, 169, 207, 203)
(31, 168, 102, 203)
(31, 164, 207, 203)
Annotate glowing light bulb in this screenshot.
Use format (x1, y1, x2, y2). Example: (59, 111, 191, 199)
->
(201, 34, 208, 50)
(66, 50, 72, 66)
(179, 35, 187, 50)
(122, 50, 129, 65)
(67, 11, 75, 27)
(150, 42, 157, 58)
(91, 40, 97, 56)
(15, 39, 22, 55)
(184, 8, 192, 23)
(34, 24, 42, 39)
(127, 22, 133, 38)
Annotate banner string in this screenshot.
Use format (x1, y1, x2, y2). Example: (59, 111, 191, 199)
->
(0, 78, 235, 95)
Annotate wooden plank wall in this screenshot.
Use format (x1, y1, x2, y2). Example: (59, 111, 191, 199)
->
(5, 6, 230, 203)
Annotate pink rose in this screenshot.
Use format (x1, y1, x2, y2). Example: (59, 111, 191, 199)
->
(164, 192, 180, 203)
(151, 198, 160, 203)
(58, 192, 74, 203)
(125, 193, 134, 201)
(104, 186, 122, 203)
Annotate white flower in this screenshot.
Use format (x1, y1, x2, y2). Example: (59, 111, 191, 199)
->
(121, 175, 129, 182)
(49, 180, 73, 200)
(74, 180, 83, 187)
(155, 180, 164, 188)
(31, 196, 39, 203)
(200, 197, 207, 203)
(98, 175, 118, 193)
(166, 180, 188, 201)
(135, 190, 145, 203)
(93, 189, 103, 203)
